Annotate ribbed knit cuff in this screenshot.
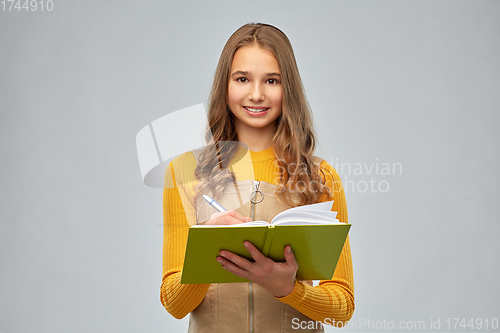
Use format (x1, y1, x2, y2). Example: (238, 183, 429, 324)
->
(274, 280, 306, 305)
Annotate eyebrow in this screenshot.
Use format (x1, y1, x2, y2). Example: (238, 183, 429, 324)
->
(231, 70, 281, 78)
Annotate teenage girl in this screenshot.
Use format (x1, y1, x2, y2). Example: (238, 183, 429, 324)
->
(161, 23, 354, 332)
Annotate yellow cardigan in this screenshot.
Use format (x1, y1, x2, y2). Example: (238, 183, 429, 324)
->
(160, 146, 354, 326)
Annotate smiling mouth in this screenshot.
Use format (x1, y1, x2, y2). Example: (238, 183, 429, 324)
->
(244, 106, 269, 113)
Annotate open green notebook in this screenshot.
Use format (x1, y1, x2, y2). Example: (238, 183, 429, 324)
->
(181, 201, 351, 284)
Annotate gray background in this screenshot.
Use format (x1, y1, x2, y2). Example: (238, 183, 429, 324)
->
(1, 0, 499, 332)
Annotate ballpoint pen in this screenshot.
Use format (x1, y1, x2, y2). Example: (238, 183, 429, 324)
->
(202, 194, 227, 212)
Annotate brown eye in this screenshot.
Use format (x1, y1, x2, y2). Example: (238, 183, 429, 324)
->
(267, 78, 278, 84)
(237, 77, 248, 83)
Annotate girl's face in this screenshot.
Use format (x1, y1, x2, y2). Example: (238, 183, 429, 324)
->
(228, 45, 283, 136)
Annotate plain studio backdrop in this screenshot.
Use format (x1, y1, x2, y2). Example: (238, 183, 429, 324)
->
(1, 1, 499, 332)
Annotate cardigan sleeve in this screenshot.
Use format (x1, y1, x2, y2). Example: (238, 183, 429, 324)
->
(275, 161, 355, 326)
(159, 153, 211, 319)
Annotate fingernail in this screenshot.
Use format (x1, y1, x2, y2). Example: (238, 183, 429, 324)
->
(287, 247, 292, 253)
(243, 242, 249, 248)
(216, 257, 223, 263)
(220, 252, 226, 257)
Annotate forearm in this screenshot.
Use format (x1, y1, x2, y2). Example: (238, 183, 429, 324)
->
(275, 236, 354, 325)
(160, 201, 210, 319)
(160, 272, 210, 319)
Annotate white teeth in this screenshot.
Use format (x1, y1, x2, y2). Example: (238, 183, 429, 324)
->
(245, 107, 268, 112)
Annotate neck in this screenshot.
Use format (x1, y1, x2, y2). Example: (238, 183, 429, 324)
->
(235, 121, 275, 152)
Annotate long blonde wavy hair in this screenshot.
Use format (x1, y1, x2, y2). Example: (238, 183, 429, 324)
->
(195, 23, 332, 207)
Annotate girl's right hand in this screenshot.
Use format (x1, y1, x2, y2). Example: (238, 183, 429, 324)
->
(205, 211, 252, 225)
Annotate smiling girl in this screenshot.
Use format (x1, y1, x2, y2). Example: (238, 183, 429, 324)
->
(161, 23, 354, 332)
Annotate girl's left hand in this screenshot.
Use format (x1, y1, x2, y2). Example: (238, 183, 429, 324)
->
(216, 241, 297, 298)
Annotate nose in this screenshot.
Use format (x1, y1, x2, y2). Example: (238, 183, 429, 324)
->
(248, 82, 264, 102)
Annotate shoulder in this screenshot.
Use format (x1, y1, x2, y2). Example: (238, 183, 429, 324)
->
(312, 157, 343, 193)
(310, 156, 340, 178)
(165, 151, 199, 187)
(170, 150, 200, 171)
